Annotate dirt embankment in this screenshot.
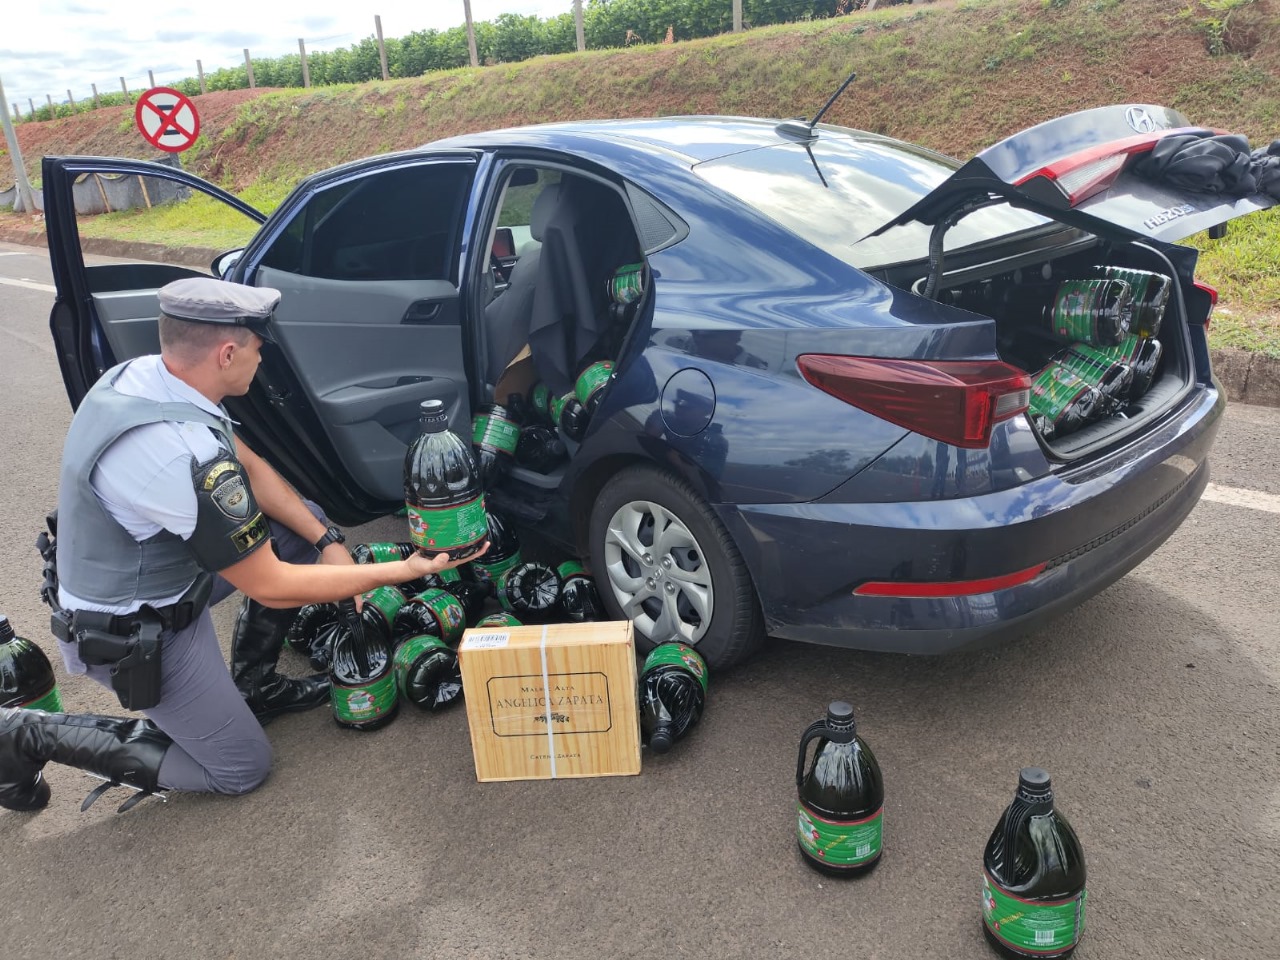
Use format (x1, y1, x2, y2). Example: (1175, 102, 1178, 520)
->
(7, 0, 1280, 193)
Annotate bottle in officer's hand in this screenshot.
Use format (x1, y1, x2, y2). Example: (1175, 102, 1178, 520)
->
(404, 400, 487, 561)
(328, 599, 399, 731)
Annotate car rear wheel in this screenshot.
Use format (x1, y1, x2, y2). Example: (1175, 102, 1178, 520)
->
(588, 465, 764, 670)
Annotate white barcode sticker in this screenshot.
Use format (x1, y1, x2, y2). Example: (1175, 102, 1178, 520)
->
(1034, 930, 1055, 946)
(462, 632, 509, 650)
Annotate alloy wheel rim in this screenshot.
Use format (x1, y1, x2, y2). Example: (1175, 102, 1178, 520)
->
(602, 499, 713, 646)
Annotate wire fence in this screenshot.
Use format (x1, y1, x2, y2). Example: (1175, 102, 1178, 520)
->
(12, 0, 924, 124)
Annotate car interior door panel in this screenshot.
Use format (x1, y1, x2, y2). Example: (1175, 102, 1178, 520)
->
(255, 267, 468, 504)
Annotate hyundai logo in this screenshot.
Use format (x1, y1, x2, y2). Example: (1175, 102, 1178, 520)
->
(1125, 107, 1160, 134)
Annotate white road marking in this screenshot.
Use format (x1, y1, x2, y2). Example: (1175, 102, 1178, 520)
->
(1202, 482, 1280, 514)
(0, 251, 31, 257)
(0, 276, 56, 292)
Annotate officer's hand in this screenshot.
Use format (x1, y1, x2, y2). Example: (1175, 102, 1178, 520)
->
(403, 541, 490, 579)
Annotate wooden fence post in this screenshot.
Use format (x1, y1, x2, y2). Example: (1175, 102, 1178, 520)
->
(574, 0, 585, 52)
(47, 94, 54, 112)
(375, 16, 390, 81)
(733, 0, 742, 32)
(92, 83, 100, 107)
(120, 77, 129, 102)
(148, 70, 155, 88)
(463, 0, 479, 68)
(28, 98, 35, 117)
(198, 60, 206, 95)
(299, 39, 311, 88)
(244, 49, 256, 88)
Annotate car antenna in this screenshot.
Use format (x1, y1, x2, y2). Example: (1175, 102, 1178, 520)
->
(776, 70, 858, 142)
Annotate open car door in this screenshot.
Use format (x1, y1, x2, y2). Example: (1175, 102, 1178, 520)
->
(43, 152, 484, 525)
(43, 155, 266, 407)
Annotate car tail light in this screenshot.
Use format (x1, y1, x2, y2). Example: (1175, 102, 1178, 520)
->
(1014, 127, 1203, 206)
(853, 563, 1047, 598)
(1194, 281, 1218, 331)
(796, 355, 1032, 449)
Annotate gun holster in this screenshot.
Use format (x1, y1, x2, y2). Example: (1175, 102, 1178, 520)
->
(72, 611, 164, 711)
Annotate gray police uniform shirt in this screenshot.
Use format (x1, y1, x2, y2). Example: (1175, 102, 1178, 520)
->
(58, 355, 237, 672)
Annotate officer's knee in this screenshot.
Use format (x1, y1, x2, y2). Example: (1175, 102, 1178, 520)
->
(206, 739, 272, 795)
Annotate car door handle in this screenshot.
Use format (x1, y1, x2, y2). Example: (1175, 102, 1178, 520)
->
(402, 300, 442, 324)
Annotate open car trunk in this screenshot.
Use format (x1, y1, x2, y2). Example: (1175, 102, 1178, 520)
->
(890, 229, 1196, 458)
(859, 103, 1278, 459)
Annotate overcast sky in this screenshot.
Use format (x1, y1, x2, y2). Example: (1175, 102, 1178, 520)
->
(2, 1, 571, 113)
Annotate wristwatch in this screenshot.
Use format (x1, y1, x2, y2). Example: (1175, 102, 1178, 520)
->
(313, 524, 346, 551)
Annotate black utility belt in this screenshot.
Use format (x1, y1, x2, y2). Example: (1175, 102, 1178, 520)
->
(49, 600, 202, 645)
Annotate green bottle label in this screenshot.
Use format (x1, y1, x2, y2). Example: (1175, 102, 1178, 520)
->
(19, 685, 63, 712)
(1029, 364, 1092, 423)
(475, 612, 522, 628)
(393, 634, 452, 698)
(531, 383, 551, 417)
(472, 411, 520, 455)
(474, 549, 524, 584)
(406, 494, 488, 551)
(608, 262, 645, 305)
(575, 361, 614, 406)
(438, 567, 461, 584)
(641, 643, 708, 693)
(411, 588, 467, 645)
(551, 392, 574, 425)
(556, 560, 587, 580)
(983, 872, 1086, 954)
(797, 804, 883, 867)
(361, 586, 406, 627)
(365, 542, 407, 563)
(1060, 343, 1126, 389)
(330, 671, 397, 724)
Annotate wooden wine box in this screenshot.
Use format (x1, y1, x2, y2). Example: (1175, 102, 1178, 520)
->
(458, 620, 641, 782)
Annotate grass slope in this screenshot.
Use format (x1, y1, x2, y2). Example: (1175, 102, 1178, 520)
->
(6, 0, 1280, 353)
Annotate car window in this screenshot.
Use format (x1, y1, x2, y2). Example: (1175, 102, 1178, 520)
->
(693, 135, 1048, 270)
(258, 162, 472, 282)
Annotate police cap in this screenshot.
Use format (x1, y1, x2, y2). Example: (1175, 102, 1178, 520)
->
(158, 277, 280, 344)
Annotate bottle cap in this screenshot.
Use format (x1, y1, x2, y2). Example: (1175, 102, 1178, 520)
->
(1017, 766, 1054, 804)
(826, 700, 856, 742)
(0, 615, 11, 641)
(418, 399, 449, 433)
(650, 725, 673, 754)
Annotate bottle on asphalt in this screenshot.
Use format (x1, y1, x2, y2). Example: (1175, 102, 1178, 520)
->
(637, 642, 707, 754)
(392, 633, 463, 712)
(496, 561, 562, 622)
(469, 510, 523, 590)
(392, 587, 468, 648)
(404, 399, 487, 561)
(982, 768, 1087, 959)
(359, 585, 407, 645)
(285, 602, 339, 664)
(557, 560, 605, 622)
(328, 599, 399, 731)
(796, 700, 884, 877)
(0, 614, 63, 711)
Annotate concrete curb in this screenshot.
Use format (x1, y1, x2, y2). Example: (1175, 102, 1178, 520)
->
(1, 224, 1276, 407)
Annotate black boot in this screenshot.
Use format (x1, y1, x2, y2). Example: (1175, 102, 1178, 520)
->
(230, 598, 329, 722)
(0, 707, 170, 813)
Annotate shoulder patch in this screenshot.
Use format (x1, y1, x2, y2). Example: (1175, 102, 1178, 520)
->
(231, 515, 270, 553)
(203, 460, 238, 491)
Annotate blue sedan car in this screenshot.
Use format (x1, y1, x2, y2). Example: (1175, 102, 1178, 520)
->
(42, 104, 1274, 668)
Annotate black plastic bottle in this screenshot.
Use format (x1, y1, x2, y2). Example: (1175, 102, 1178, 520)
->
(430, 567, 490, 625)
(496, 561, 562, 622)
(574, 360, 615, 418)
(392, 633, 463, 712)
(404, 399, 487, 561)
(0, 614, 63, 711)
(471, 402, 521, 488)
(637, 642, 707, 754)
(551, 392, 589, 443)
(474, 612, 523, 628)
(515, 424, 568, 473)
(286, 602, 339, 660)
(392, 587, 468, 648)
(350, 541, 416, 564)
(796, 700, 884, 877)
(359, 585, 407, 644)
(982, 768, 1087, 959)
(470, 510, 523, 590)
(527, 381, 554, 425)
(557, 560, 604, 622)
(328, 598, 399, 731)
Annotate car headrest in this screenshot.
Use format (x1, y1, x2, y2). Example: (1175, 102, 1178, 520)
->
(529, 184, 561, 241)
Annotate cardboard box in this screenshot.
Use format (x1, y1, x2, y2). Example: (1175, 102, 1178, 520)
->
(459, 620, 641, 782)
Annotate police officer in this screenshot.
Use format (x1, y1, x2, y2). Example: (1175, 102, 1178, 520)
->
(0, 277, 479, 813)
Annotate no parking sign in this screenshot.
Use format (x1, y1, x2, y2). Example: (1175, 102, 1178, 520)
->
(134, 87, 200, 153)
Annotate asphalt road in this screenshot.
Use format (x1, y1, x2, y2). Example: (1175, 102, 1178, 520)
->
(1, 240, 1277, 960)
